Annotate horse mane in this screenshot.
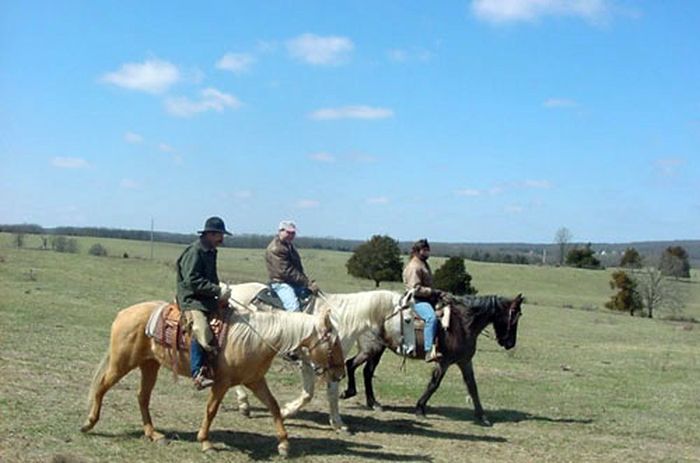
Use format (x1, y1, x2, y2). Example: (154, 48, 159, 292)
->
(452, 295, 505, 327)
(322, 290, 399, 336)
(227, 309, 318, 354)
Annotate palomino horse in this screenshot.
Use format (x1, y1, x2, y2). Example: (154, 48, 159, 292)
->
(80, 300, 345, 457)
(228, 283, 415, 432)
(341, 294, 524, 425)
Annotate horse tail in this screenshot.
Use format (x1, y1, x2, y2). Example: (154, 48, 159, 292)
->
(86, 349, 110, 409)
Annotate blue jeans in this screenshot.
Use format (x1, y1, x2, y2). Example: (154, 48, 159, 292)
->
(190, 341, 206, 377)
(414, 302, 438, 352)
(270, 282, 310, 312)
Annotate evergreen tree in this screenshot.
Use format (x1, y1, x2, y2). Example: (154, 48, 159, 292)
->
(346, 235, 403, 287)
(433, 257, 477, 295)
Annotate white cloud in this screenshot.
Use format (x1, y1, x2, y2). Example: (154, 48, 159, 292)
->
(471, 0, 609, 24)
(544, 98, 578, 108)
(505, 204, 525, 214)
(101, 59, 180, 94)
(366, 196, 389, 205)
(120, 178, 139, 189)
(522, 179, 552, 189)
(216, 53, 255, 74)
(287, 33, 354, 65)
(654, 158, 684, 177)
(124, 131, 143, 144)
(233, 190, 253, 199)
(310, 105, 394, 120)
(387, 48, 432, 63)
(296, 199, 320, 209)
(309, 152, 335, 163)
(455, 188, 482, 197)
(158, 143, 174, 153)
(165, 87, 241, 117)
(51, 157, 88, 169)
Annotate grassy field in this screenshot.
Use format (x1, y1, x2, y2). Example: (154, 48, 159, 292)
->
(1, 233, 699, 462)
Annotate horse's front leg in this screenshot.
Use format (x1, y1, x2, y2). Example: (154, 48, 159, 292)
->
(339, 353, 365, 400)
(457, 359, 491, 426)
(249, 378, 290, 458)
(281, 361, 315, 419)
(233, 385, 251, 417)
(362, 347, 385, 411)
(327, 380, 350, 433)
(197, 383, 228, 452)
(415, 361, 449, 417)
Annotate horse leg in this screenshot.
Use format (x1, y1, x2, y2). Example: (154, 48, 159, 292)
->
(81, 352, 134, 433)
(327, 380, 350, 433)
(138, 360, 167, 443)
(196, 382, 228, 452)
(415, 361, 449, 417)
(457, 359, 491, 426)
(248, 378, 290, 458)
(363, 347, 386, 411)
(233, 385, 251, 418)
(281, 362, 315, 419)
(339, 352, 366, 400)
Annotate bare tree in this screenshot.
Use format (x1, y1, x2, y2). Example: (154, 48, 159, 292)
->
(554, 227, 572, 266)
(633, 267, 685, 319)
(13, 233, 25, 248)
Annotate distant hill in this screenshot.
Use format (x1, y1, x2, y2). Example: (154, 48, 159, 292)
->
(1, 223, 698, 267)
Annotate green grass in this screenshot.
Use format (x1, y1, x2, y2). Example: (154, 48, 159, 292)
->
(1, 233, 699, 462)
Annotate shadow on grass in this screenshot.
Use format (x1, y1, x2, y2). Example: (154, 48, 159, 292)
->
(385, 405, 593, 425)
(285, 409, 508, 443)
(90, 428, 433, 461)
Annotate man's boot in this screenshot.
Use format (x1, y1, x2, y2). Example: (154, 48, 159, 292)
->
(191, 340, 214, 390)
(425, 345, 443, 363)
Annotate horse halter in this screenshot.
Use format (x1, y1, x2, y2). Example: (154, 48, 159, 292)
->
(305, 328, 342, 376)
(503, 297, 522, 341)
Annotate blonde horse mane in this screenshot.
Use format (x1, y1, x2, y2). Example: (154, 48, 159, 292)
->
(226, 308, 324, 354)
(318, 290, 401, 336)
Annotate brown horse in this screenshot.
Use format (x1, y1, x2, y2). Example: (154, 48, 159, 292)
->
(80, 300, 345, 457)
(341, 294, 523, 425)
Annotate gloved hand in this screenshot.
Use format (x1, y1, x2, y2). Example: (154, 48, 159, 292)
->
(309, 280, 321, 295)
(218, 282, 232, 300)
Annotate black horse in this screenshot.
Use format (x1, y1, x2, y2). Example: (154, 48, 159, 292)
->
(340, 294, 523, 425)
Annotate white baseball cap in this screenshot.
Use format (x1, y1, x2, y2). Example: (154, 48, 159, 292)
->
(278, 220, 297, 232)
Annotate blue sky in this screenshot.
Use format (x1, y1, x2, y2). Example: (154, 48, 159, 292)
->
(1, 1, 698, 243)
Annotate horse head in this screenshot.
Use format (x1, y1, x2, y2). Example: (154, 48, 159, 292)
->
(302, 306, 345, 382)
(492, 293, 524, 350)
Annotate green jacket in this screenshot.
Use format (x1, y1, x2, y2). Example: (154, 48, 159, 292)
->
(176, 238, 222, 313)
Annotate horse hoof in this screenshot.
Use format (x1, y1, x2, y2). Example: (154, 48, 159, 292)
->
(340, 390, 356, 400)
(336, 426, 352, 436)
(79, 423, 93, 433)
(478, 417, 493, 427)
(278, 442, 290, 458)
(415, 409, 426, 419)
(239, 407, 251, 418)
(371, 403, 384, 412)
(201, 441, 215, 453)
(154, 435, 170, 445)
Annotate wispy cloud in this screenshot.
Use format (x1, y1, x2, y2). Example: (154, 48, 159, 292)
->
(287, 33, 354, 65)
(471, 0, 609, 24)
(366, 196, 389, 205)
(158, 143, 174, 153)
(522, 179, 552, 189)
(101, 59, 180, 94)
(124, 131, 143, 144)
(296, 199, 320, 209)
(165, 87, 241, 117)
(457, 179, 552, 197)
(51, 157, 88, 169)
(387, 48, 433, 63)
(309, 152, 335, 163)
(233, 190, 253, 199)
(216, 53, 255, 74)
(544, 98, 578, 108)
(310, 105, 394, 120)
(455, 188, 482, 197)
(504, 204, 525, 214)
(120, 178, 139, 189)
(654, 158, 684, 177)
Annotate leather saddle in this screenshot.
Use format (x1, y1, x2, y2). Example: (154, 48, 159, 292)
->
(145, 302, 232, 351)
(252, 286, 315, 313)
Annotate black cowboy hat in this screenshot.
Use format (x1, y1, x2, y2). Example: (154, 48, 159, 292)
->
(198, 216, 232, 235)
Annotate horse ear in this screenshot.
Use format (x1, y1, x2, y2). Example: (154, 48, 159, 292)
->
(319, 306, 332, 333)
(516, 293, 524, 304)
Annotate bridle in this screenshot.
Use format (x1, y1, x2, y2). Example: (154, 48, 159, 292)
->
(304, 328, 343, 376)
(501, 297, 522, 343)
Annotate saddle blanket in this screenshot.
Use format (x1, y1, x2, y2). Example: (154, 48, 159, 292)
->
(145, 302, 232, 351)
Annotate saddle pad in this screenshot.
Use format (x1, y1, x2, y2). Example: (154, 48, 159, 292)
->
(145, 302, 232, 351)
(252, 287, 286, 311)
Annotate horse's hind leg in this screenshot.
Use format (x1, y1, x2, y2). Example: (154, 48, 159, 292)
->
(233, 385, 251, 417)
(415, 361, 449, 417)
(457, 359, 491, 426)
(363, 347, 386, 411)
(81, 352, 134, 432)
(281, 362, 315, 419)
(138, 360, 167, 442)
(248, 378, 290, 458)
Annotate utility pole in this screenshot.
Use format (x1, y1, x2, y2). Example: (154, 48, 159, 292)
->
(150, 217, 154, 260)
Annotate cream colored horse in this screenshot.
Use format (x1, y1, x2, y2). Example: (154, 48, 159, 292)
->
(80, 300, 344, 457)
(228, 282, 414, 432)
